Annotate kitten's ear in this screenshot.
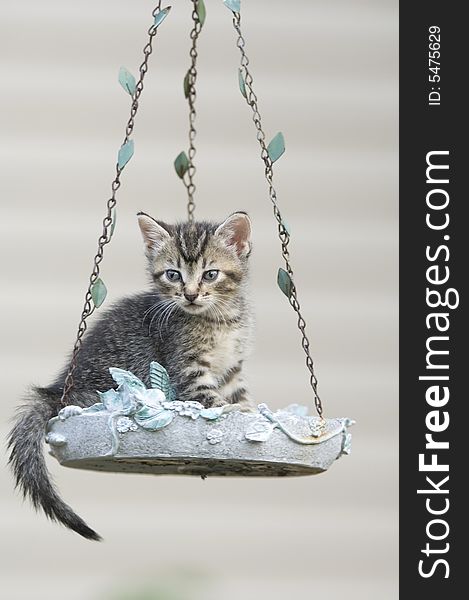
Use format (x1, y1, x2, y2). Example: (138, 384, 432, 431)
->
(215, 212, 252, 258)
(137, 212, 171, 256)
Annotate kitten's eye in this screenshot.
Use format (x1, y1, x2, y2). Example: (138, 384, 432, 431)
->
(203, 269, 219, 282)
(165, 269, 182, 282)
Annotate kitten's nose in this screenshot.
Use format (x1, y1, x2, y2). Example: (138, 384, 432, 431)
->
(184, 292, 198, 303)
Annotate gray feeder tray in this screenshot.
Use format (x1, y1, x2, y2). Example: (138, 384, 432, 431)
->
(47, 402, 354, 477)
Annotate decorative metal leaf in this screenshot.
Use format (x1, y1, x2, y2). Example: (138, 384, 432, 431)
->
(154, 6, 171, 28)
(277, 268, 293, 298)
(118, 66, 136, 96)
(91, 277, 107, 308)
(238, 68, 247, 98)
(149, 361, 175, 401)
(143, 388, 166, 408)
(110, 207, 117, 238)
(134, 405, 174, 430)
(281, 219, 291, 236)
(117, 139, 134, 170)
(200, 406, 224, 420)
(267, 132, 285, 163)
(245, 419, 276, 442)
(98, 389, 124, 412)
(342, 432, 353, 455)
(223, 0, 241, 13)
(99, 387, 138, 416)
(109, 367, 146, 392)
(174, 151, 189, 178)
(197, 0, 206, 26)
(284, 404, 308, 417)
(183, 72, 190, 99)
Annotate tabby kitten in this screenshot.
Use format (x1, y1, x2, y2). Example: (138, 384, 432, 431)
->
(137, 211, 253, 407)
(8, 211, 254, 541)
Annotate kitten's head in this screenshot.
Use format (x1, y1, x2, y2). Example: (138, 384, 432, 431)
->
(138, 211, 252, 316)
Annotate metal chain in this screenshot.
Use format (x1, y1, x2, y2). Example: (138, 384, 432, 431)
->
(182, 1, 202, 222)
(60, 2, 164, 407)
(231, 12, 324, 418)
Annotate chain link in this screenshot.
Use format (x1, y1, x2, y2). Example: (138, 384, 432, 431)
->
(182, 1, 202, 222)
(60, 3, 163, 407)
(232, 12, 324, 418)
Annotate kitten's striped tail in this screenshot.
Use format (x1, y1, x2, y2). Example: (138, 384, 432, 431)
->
(7, 387, 101, 541)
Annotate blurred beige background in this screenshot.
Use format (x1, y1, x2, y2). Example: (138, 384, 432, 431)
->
(0, 1, 398, 598)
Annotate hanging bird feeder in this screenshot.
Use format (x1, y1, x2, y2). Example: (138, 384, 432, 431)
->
(44, 1, 352, 491)
(44, 0, 354, 479)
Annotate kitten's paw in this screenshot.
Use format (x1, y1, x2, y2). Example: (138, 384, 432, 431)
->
(211, 397, 229, 408)
(180, 391, 224, 409)
(228, 391, 255, 411)
(195, 394, 225, 409)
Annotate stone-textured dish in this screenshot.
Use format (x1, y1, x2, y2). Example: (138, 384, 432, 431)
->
(46, 403, 354, 477)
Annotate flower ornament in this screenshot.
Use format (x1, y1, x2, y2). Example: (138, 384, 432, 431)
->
(206, 429, 225, 445)
(116, 417, 138, 433)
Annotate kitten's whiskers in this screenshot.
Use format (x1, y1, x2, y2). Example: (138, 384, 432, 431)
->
(151, 300, 179, 339)
(142, 299, 169, 325)
(147, 299, 173, 334)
